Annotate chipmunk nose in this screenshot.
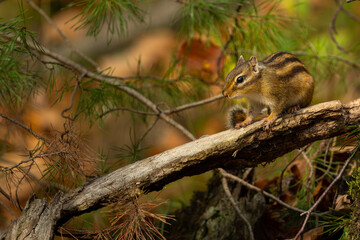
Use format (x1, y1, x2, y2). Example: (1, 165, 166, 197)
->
(222, 90, 228, 97)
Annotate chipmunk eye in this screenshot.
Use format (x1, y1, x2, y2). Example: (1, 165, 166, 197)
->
(236, 76, 244, 84)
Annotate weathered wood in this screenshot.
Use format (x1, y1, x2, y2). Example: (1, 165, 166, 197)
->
(1, 99, 359, 239)
(61, 99, 360, 219)
(0, 193, 64, 240)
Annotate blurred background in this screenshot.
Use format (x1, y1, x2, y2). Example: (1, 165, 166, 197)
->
(0, 0, 359, 236)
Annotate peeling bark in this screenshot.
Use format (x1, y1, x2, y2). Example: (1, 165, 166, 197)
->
(1, 99, 359, 239)
(0, 193, 63, 240)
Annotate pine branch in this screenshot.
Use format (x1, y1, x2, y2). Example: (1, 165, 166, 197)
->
(293, 146, 359, 240)
(25, 0, 99, 71)
(6, 34, 197, 140)
(68, 0, 145, 42)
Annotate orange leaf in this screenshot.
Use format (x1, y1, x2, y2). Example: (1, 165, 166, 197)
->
(177, 38, 224, 82)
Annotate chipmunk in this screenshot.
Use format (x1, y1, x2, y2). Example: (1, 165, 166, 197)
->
(223, 52, 314, 129)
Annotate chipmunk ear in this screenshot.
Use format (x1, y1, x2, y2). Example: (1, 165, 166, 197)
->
(237, 55, 245, 65)
(249, 56, 259, 73)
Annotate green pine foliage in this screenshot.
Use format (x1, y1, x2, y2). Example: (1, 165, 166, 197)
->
(177, 0, 243, 38)
(68, 0, 146, 42)
(0, 16, 42, 108)
(1, 0, 360, 239)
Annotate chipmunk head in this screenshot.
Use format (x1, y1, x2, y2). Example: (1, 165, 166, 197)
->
(222, 55, 261, 98)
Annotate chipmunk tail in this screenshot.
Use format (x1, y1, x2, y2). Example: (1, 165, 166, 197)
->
(228, 106, 247, 129)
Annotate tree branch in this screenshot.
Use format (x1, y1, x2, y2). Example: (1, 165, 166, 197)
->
(61, 99, 360, 219)
(330, 0, 349, 53)
(25, 0, 100, 70)
(0, 34, 197, 141)
(219, 168, 306, 214)
(293, 145, 359, 240)
(35, 43, 197, 140)
(1, 98, 360, 239)
(220, 171, 255, 240)
(0, 113, 50, 144)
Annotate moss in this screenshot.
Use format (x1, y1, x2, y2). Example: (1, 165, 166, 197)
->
(347, 168, 360, 239)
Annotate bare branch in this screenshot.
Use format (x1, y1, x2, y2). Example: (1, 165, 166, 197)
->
(0, 199, 16, 218)
(219, 168, 306, 214)
(1, 99, 360, 239)
(99, 107, 158, 118)
(318, 138, 336, 181)
(293, 146, 359, 240)
(329, 0, 349, 53)
(340, 2, 360, 22)
(114, 85, 196, 140)
(100, 94, 224, 119)
(278, 144, 311, 194)
(106, 74, 181, 83)
(219, 170, 255, 240)
(302, 150, 316, 204)
(2, 32, 222, 141)
(25, 0, 100, 71)
(0, 113, 50, 144)
(164, 94, 224, 114)
(36, 43, 197, 140)
(293, 51, 360, 69)
(61, 73, 85, 121)
(0, 187, 18, 214)
(216, 4, 243, 76)
(0, 152, 66, 173)
(61, 99, 360, 219)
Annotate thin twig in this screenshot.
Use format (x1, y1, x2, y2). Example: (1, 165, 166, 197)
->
(278, 144, 311, 194)
(115, 85, 196, 141)
(0, 113, 50, 144)
(139, 117, 160, 144)
(293, 146, 359, 240)
(0, 186, 18, 212)
(293, 51, 360, 69)
(100, 94, 224, 118)
(0, 187, 13, 203)
(216, 4, 243, 76)
(219, 168, 307, 214)
(0, 152, 66, 172)
(317, 139, 334, 181)
(106, 74, 181, 83)
(340, 3, 360, 22)
(329, 0, 348, 53)
(164, 94, 224, 114)
(237, 168, 253, 197)
(15, 160, 36, 211)
(99, 107, 158, 118)
(309, 140, 327, 160)
(0, 199, 16, 218)
(12, 36, 197, 141)
(3, 174, 22, 210)
(219, 170, 255, 240)
(302, 151, 314, 203)
(61, 73, 86, 120)
(25, 0, 100, 71)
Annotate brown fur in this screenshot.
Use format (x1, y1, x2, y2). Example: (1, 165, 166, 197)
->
(223, 52, 314, 129)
